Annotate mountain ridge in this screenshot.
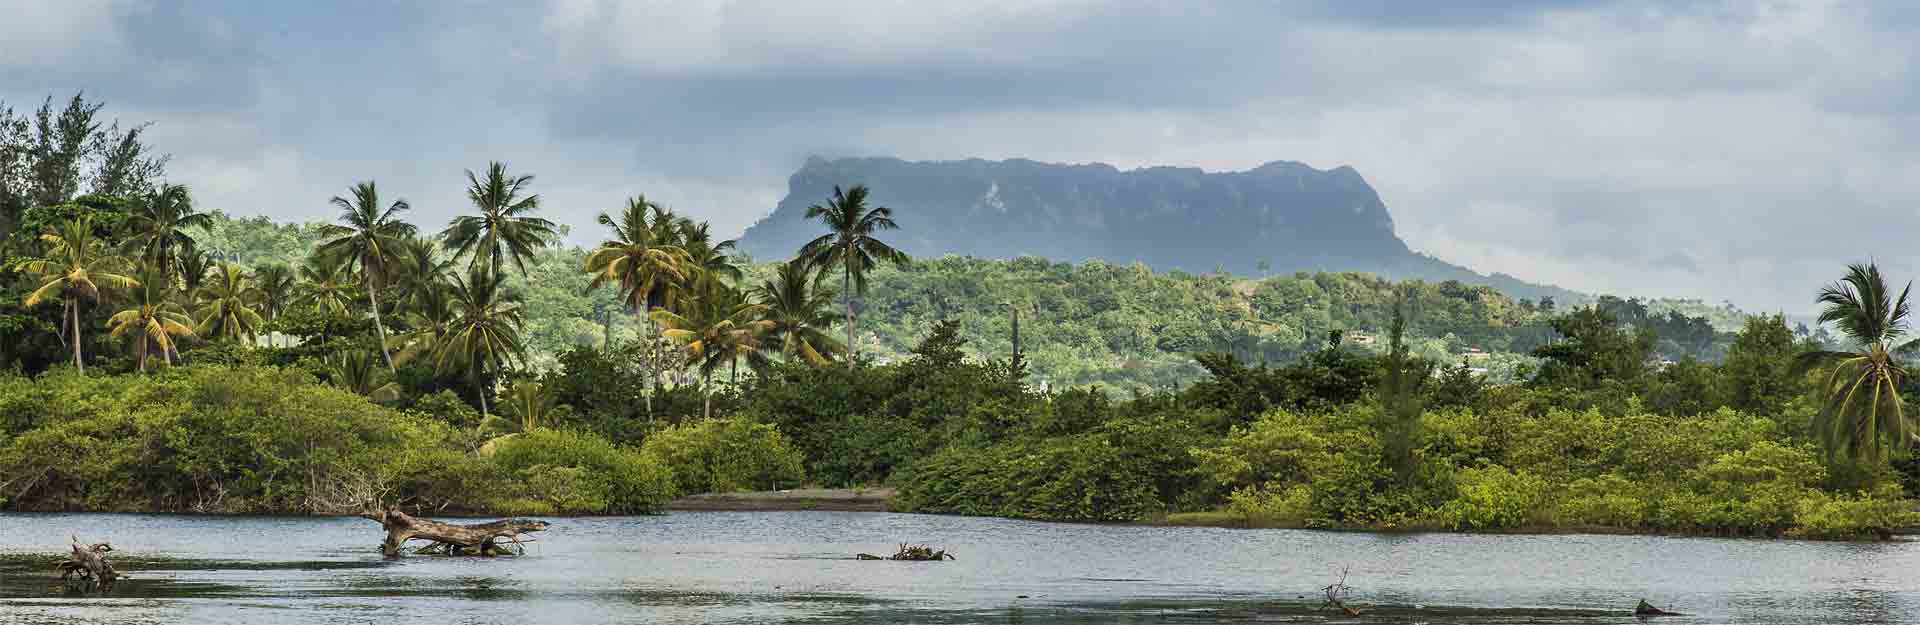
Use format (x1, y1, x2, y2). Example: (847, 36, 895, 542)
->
(738, 156, 1582, 303)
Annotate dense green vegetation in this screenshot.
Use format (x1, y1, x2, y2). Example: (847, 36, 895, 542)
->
(0, 93, 1913, 539)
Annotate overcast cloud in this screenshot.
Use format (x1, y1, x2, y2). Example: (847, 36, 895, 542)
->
(3, 0, 1913, 312)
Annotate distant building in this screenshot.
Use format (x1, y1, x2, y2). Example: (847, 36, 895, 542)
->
(1348, 332, 1378, 346)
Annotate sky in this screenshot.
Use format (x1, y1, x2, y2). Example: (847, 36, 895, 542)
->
(3, 0, 1915, 313)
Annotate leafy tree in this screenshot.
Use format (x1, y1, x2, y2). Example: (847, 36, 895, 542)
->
(317, 181, 416, 372)
(1531, 307, 1655, 389)
(106, 264, 194, 372)
(751, 259, 845, 366)
(1796, 263, 1918, 463)
(797, 185, 910, 368)
(436, 267, 526, 418)
(443, 162, 555, 278)
(1723, 314, 1806, 416)
(124, 184, 208, 273)
(194, 262, 265, 343)
(1375, 290, 1426, 483)
(13, 216, 135, 372)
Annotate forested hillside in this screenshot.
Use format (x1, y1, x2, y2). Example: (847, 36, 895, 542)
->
(187, 211, 1752, 392)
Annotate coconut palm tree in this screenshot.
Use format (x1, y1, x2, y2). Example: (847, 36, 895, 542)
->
(443, 162, 557, 278)
(177, 248, 215, 299)
(125, 184, 211, 273)
(297, 253, 358, 316)
(392, 235, 452, 315)
(652, 291, 769, 418)
(194, 262, 265, 344)
(436, 267, 526, 418)
(251, 263, 296, 347)
(797, 185, 909, 368)
(751, 259, 845, 367)
(14, 216, 137, 373)
(318, 181, 416, 373)
(394, 278, 456, 366)
(107, 264, 196, 372)
(326, 350, 401, 403)
(582, 196, 688, 417)
(1797, 263, 1920, 463)
(501, 379, 559, 432)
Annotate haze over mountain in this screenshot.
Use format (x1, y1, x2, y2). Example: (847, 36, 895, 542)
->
(739, 157, 1580, 303)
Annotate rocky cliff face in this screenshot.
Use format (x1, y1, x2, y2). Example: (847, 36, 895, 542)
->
(738, 156, 1575, 301)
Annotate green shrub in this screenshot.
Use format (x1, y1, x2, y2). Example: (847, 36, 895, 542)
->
(642, 416, 805, 494)
(1433, 465, 1549, 530)
(1792, 485, 1915, 540)
(487, 428, 675, 514)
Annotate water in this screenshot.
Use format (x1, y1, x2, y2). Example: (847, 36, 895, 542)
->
(1, 511, 1916, 624)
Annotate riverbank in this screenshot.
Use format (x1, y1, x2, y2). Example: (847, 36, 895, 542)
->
(666, 487, 896, 512)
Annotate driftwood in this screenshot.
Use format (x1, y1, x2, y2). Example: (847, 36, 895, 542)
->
(1320, 566, 1362, 616)
(57, 537, 119, 591)
(361, 507, 549, 557)
(1635, 599, 1682, 617)
(856, 543, 954, 561)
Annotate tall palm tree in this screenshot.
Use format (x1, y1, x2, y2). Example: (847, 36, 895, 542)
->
(436, 267, 526, 418)
(442, 162, 556, 278)
(797, 185, 909, 368)
(394, 278, 456, 366)
(392, 235, 453, 315)
(652, 291, 769, 418)
(14, 216, 137, 373)
(318, 181, 417, 373)
(107, 264, 195, 372)
(1797, 263, 1920, 463)
(194, 262, 265, 344)
(125, 184, 210, 272)
(582, 196, 687, 417)
(751, 259, 845, 367)
(296, 253, 358, 317)
(251, 263, 297, 347)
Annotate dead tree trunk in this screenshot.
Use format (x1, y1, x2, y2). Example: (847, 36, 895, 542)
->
(362, 507, 549, 557)
(58, 538, 118, 591)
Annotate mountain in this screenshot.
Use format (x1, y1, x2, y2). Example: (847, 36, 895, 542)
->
(737, 156, 1582, 303)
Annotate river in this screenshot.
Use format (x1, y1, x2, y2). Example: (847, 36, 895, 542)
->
(1, 511, 1915, 624)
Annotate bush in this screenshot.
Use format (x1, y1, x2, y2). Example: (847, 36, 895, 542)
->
(894, 433, 1163, 522)
(1433, 465, 1549, 530)
(641, 416, 805, 494)
(486, 428, 676, 514)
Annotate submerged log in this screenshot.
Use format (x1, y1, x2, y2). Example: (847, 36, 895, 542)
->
(361, 507, 549, 557)
(57, 537, 118, 591)
(856, 543, 954, 561)
(1634, 599, 1682, 617)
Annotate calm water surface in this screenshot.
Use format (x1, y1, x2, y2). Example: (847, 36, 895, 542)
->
(1, 511, 1916, 624)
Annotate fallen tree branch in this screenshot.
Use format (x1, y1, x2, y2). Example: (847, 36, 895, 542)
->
(57, 537, 119, 592)
(362, 507, 549, 557)
(1320, 566, 1362, 616)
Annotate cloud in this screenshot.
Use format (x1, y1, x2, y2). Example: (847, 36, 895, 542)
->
(3, 0, 1917, 313)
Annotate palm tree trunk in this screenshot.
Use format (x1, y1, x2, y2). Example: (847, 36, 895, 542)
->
(844, 269, 855, 370)
(368, 278, 396, 373)
(69, 298, 83, 374)
(640, 308, 655, 420)
(137, 337, 148, 374)
(603, 309, 614, 352)
(703, 368, 712, 419)
(475, 371, 490, 419)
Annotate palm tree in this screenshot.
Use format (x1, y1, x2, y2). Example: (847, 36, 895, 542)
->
(125, 184, 211, 272)
(394, 278, 456, 366)
(1797, 263, 1920, 463)
(318, 181, 417, 372)
(582, 196, 688, 417)
(107, 264, 195, 372)
(501, 379, 559, 432)
(751, 259, 846, 366)
(297, 253, 358, 317)
(392, 235, 452, 315)
(443, 162, 557, 278)
(177, 248, 215, 299)
(14, 216, 137, 373)
(436, 267, 526, 419)
(326, 350, 401, 403)
(251, 263, 297, 347)
(194, 262, 265, 344)
(652, 291, 769, 418)
(797, 185, 909, 368)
